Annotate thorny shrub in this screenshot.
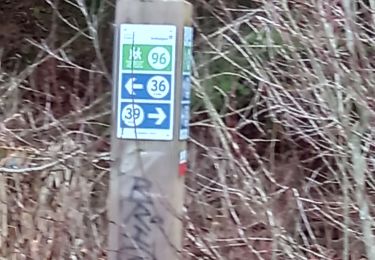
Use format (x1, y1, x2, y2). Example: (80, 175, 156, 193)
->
(0, 0, 374, 259)
(185, 0, 375, 259)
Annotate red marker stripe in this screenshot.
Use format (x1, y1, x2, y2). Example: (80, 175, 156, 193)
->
(179, 162, 187, 176)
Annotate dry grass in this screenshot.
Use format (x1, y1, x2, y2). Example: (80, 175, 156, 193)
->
(0, 0, 111, 258)
(184, 0, 375, 259)
(0, 0, 374, 259)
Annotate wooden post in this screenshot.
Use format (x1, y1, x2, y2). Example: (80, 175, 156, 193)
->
(108, 1, 193, 260)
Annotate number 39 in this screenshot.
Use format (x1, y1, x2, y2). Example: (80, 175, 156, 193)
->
(121, 104, 144, 127)
(124, 107, 140, 120)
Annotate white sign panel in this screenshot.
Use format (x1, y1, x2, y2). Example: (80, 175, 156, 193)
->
(179, 27, 194, 140)
(117, 24, 177, 140)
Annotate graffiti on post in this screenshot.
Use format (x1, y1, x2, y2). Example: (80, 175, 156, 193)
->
(121, 177, 163, 260)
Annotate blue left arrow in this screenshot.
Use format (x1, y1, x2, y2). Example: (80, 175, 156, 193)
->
(125, 77, 144, 95)
(121, 73, 172, 100)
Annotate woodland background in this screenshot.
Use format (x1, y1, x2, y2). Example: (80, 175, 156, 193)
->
(0, 0, 375, 259)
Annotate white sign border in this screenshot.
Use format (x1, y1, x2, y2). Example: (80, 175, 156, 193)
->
(179, 26, 194, 140)
(116, 24, 177, 141)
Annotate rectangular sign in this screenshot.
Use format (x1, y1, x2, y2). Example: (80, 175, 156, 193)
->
(117, 24, 177, 140)
(179, 27, 194, 140)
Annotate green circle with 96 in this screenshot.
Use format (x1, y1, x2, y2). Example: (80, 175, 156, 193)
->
(122, 45, 173, 71)
(148, 47, 171, 70)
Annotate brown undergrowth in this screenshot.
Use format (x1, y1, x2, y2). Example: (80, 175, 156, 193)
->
(0, 0, 375, 259)
(183, 0, 375, 259)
